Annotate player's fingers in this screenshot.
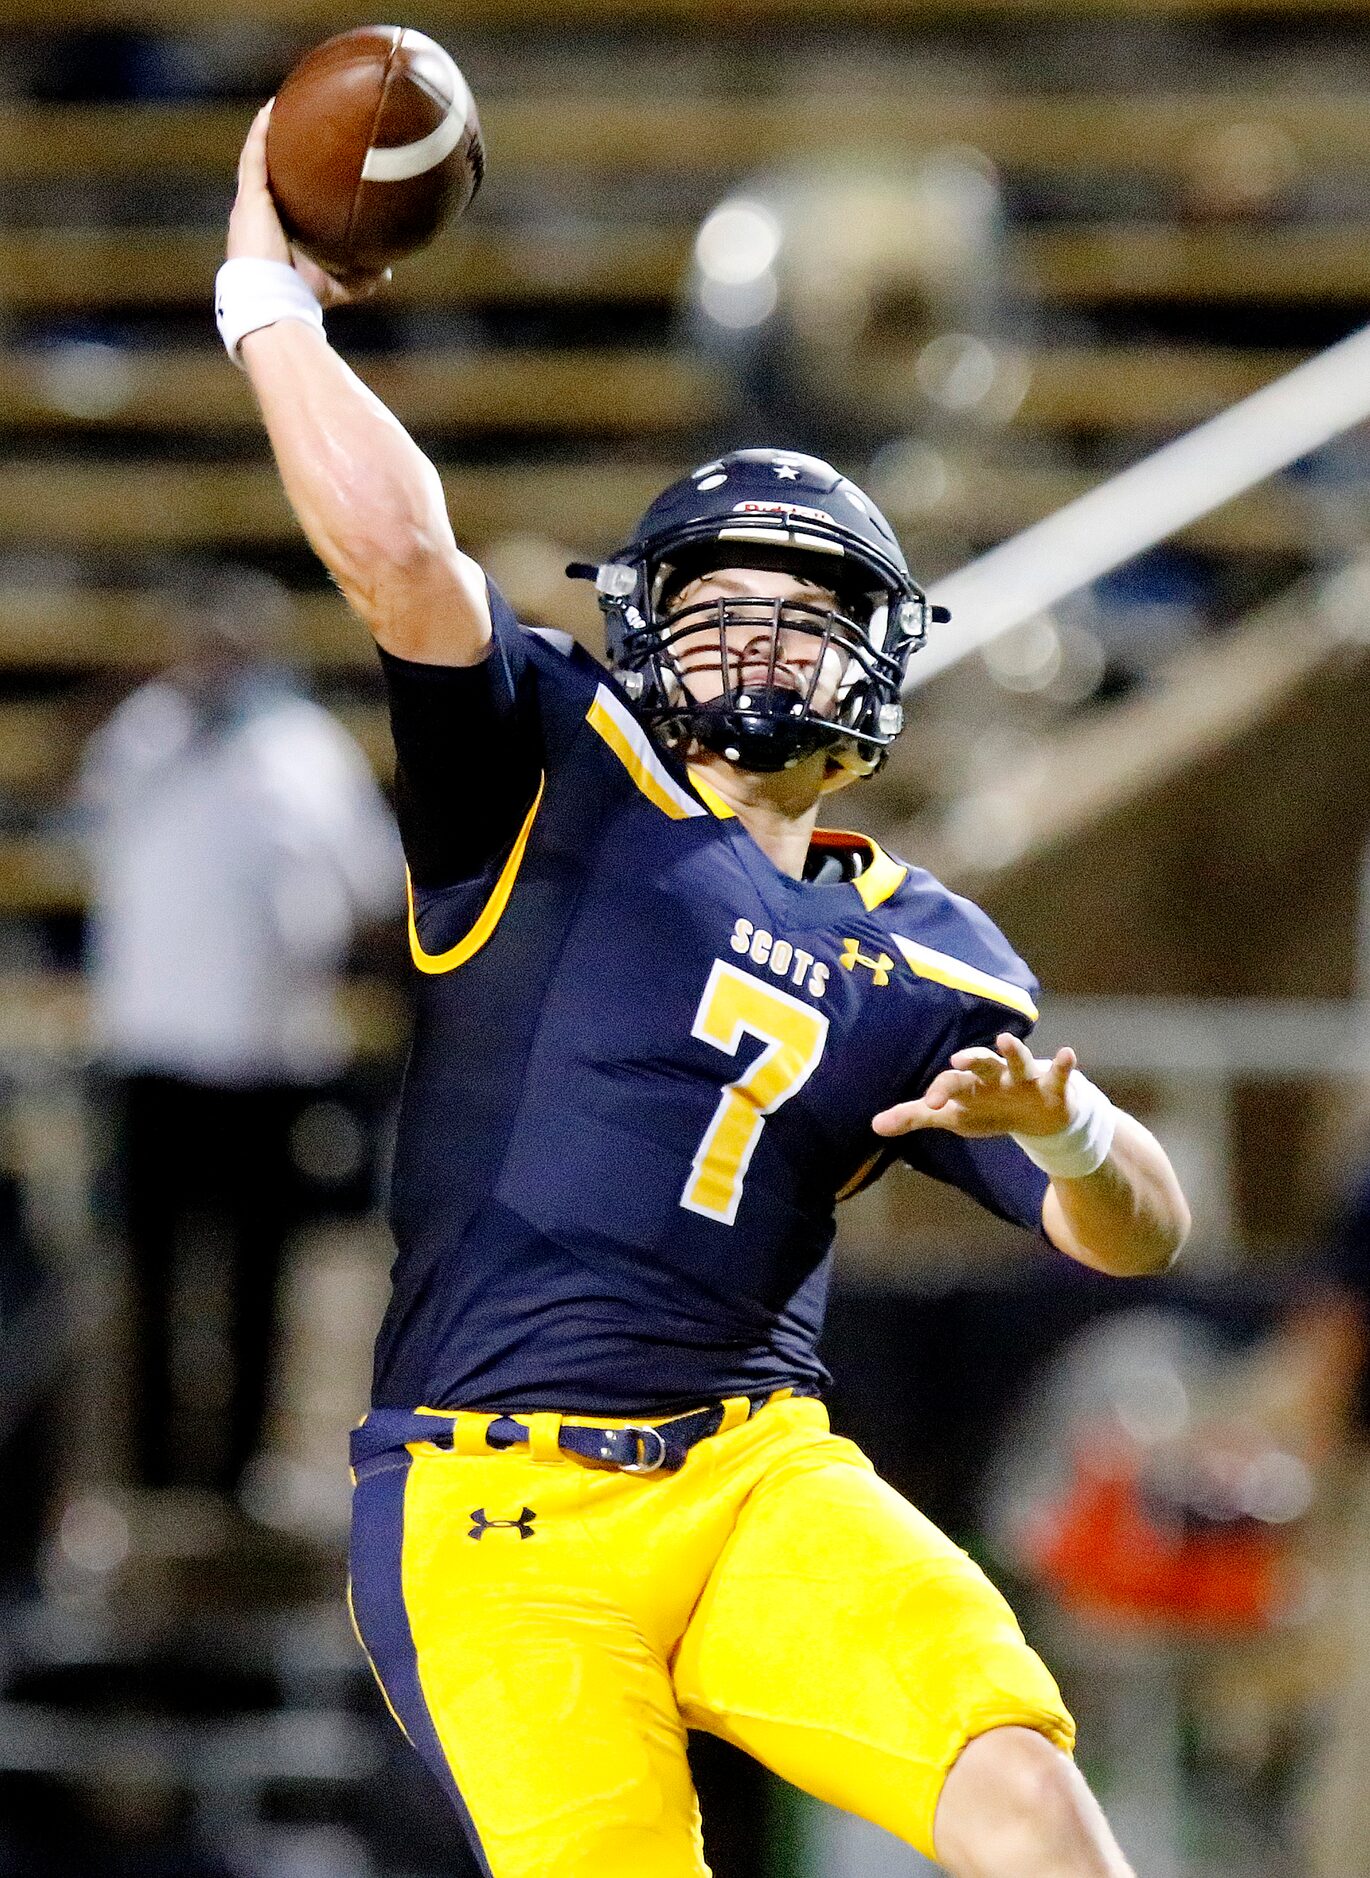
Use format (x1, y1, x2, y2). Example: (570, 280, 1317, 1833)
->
(998, 1032, 1039, 1081)
(872, 1070, 967, 1130)
(292, 253, 343, 302)
(947, 1047, 1006, 1077)
(915, 1101, 973, 1133)
(871, 1097, 968, 1136)
(337, 264, 394, 304)
(921, 1068, 984, 1110)
(1045, 1045, 1077, 1098)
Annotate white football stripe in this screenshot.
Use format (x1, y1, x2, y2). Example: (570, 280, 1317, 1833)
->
(361, 53, 471, 182)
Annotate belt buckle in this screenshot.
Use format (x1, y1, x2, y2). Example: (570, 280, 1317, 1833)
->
(618, 1424, 668, 1474)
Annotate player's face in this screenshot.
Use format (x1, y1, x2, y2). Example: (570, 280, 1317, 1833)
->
(664, 566, 849, 715)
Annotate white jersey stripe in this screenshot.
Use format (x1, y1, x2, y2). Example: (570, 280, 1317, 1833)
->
(586, 685, 706, 820)
(891, 933, 1039, 1022)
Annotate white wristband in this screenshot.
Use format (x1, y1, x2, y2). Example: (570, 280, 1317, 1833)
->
(1011, 1067, 1117, 1180)
(215, 257, 323, 367)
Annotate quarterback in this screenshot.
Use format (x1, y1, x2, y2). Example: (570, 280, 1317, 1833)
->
(220, 110, 1189, 1878)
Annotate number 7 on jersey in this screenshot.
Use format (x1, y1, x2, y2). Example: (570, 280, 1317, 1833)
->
(681, 960, 830, 1226)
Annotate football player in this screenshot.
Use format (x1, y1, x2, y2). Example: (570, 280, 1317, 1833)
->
(218, 109, 1189, 1878)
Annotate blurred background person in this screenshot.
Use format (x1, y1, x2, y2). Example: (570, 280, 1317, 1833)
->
(76, 566, 403, 1505)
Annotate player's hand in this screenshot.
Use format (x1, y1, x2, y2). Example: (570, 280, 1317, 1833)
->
(871, 1033, 1076, 1140)
(227, 103, 389, 307)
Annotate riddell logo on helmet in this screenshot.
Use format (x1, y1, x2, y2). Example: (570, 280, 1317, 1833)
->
(732, 501, 830, 523)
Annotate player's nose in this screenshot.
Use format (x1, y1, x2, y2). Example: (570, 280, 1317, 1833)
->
(737, 630, 811, 671)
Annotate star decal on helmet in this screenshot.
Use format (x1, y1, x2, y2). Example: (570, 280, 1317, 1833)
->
(773, 464, 800, 481)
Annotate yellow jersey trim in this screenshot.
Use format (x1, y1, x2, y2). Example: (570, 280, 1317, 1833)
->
(850, 836, 907, 911)
(836, 1150, 884, 1201)
(406, 774, 545, 975)
(587, 686, 706, 820)
(686, 768, 738, 819)
(890, 933, 1039, 1022)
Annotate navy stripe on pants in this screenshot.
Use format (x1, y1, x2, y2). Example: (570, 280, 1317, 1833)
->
(348, 1443, 494, 1877)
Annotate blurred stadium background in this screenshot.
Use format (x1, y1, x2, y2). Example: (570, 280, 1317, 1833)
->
(0, 0, 1369, 1874)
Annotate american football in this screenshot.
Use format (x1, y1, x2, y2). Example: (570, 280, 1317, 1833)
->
(264, 25, 484, 283)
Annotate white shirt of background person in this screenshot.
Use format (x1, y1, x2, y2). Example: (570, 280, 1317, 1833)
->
(78, 667, 404, 1088)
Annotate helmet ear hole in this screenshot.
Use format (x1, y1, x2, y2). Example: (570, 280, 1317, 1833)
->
(654, 563, 702, 613)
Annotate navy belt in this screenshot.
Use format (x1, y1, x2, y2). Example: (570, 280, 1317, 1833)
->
(353, 1391, 816, 1478)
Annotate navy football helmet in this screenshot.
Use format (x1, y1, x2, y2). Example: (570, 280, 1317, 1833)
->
(568, 449, 948, 776)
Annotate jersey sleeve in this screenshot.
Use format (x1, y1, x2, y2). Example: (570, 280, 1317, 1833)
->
(378, 574, 601, 889)
(897, 1120, 1050, 1234)
(889, 888, 1051, 1235)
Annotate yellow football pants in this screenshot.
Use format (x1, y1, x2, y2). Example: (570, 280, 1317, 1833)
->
(348, 1393, 1074, 1877)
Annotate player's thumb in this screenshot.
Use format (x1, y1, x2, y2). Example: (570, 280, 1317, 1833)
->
(237, 102, 273, 193)
(871, 1100, 930, 1137)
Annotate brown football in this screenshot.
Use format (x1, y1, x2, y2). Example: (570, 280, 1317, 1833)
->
(265, 25, 484, 283)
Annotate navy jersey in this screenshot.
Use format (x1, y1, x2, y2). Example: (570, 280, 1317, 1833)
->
(372, 581, 1050, 1415)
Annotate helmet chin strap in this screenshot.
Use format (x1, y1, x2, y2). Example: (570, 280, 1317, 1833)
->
(820, 745, 878, 790)
(685, 684, 845, 773)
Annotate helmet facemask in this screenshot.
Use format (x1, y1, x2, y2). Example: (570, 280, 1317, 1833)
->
(644, 583, 905, 774)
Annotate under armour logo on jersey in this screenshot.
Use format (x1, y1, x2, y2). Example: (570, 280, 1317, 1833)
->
(840, 938, 894, 987)
(468, 1507, 537, 1540)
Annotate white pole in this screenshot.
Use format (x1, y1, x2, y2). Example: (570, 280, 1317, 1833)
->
(914, 320, 1370, 686)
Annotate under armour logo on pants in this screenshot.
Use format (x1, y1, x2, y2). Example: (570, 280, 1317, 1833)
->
(468, 1507, 537, 1540)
